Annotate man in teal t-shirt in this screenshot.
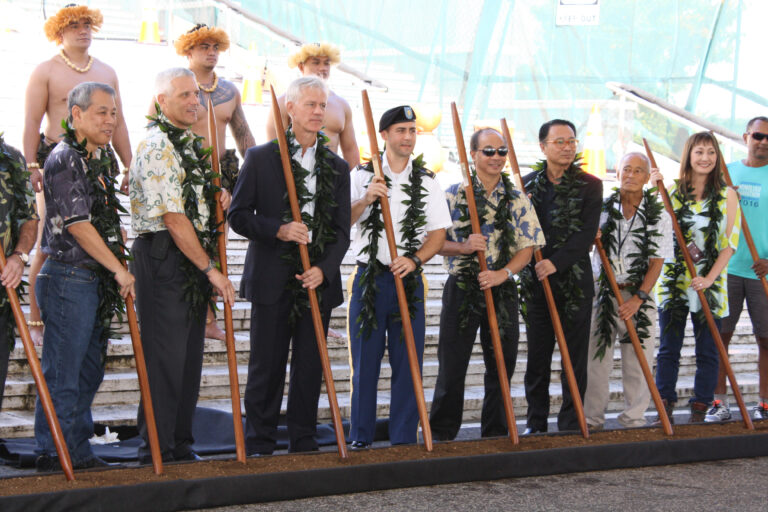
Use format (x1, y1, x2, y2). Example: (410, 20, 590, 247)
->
(707, 116, 768, 423)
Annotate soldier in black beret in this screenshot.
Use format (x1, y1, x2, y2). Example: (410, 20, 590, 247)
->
(346, 105, 452, 449)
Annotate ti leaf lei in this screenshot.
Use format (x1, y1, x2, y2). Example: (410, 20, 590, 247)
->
(355, 153, 428, 340)
(519, 158, 585, 325)
(62, 120, 128, 347)
(659, 180, 725, 327)
(147, 109, 219, 316)
(279, 129, 339, 326)
(454, 170, 519, 338)
(0, 135, 36, 348)
(593, 187, 663, 361)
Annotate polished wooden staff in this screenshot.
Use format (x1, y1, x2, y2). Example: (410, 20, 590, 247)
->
(269, 86, 348, 458)
(207, 97, 247, 463)
(500, 118, 589, 438)
(450, 104, 518, 444)
(0, 251, 74, 480)
(122, 265, 163, 473)
(593, 238, 673, 435)
(717, 158, 768, 299)
(643, 138, 753, 430)
(360, 91, 433, 450)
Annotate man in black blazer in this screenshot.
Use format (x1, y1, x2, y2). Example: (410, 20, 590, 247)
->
(520, 119, 603, 434)
(228, 76, 351, 455)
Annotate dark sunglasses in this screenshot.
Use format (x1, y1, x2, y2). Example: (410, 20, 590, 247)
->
(750, 132, 768, 142)
(480, 146, 509, 157)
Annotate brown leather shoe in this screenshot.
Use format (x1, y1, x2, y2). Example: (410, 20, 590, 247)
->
(652, 399, 675, 425)
(689, 401, 709, 423)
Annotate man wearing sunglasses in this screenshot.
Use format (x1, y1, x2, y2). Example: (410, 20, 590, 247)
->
(430, 128, 544, 440)
(709, 116, 768, 422)
(520, 119, 603, 434)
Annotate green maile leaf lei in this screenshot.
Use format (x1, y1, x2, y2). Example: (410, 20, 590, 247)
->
(146, 108, 219, 318)
(593, 187, 663, 361)
(355, 153, 429, 340)
(61, 120, 128, 349)
(519, 158, 585, 325)
(0, 134, 36, 350)
(659, 180, 725, 328)
(278, 128, 339, 327)
(454, 170, 519, 338)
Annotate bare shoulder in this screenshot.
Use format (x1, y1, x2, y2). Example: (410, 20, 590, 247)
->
(328, 90, 351, 111)
(29, 57, 56, 81)
(210, 78, 238, 107)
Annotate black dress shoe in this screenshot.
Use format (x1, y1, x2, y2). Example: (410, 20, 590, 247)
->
(350, 441, 371, 450)
(76, 456, 123, 469)
(174, 451, 203, 462)
(35, 454, 61, 472)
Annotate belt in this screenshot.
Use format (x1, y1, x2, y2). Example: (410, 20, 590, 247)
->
(616, 282, 635, 290)
(137, 231, 166, 240)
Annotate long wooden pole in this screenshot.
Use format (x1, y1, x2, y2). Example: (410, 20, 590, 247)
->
(360, 91, 433, 450)
(717, 158, 768, 299)
(269, 86, 348, 458)
(207, 97, 247, 462)
(450, 104, 518, 444)
(643, 138, 753, 430)
(593, 238, 674, 435)
(0, 251, 74, 480)
(123, 271, 163, 473)
(499, 118, 589, 438)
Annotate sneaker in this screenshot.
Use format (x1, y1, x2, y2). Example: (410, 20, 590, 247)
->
(689, 401, 708, 423)
(752, 402, 768, 420)
(704, 400, 732, 422)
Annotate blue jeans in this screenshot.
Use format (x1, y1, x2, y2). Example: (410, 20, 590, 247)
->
(656, 308, 720, 405)
(34, 259, 104, 465)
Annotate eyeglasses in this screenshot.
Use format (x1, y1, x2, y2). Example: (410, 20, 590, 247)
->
(480, 146, 509, 157)
(545, 138, 579, 148)
(749, 132, 768, 142)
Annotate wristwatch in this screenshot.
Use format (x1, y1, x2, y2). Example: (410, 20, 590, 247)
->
(635, 290, 651, 303)
(504, 268, 514, 281)
(12, 251, 28, 264)
(407, 254, 423, 268)
(202, 259, 216, 274)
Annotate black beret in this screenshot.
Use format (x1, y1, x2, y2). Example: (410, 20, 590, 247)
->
(379, 105, 417, 132)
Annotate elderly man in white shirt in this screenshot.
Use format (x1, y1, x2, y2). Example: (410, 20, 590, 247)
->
(584, 152, 674, 429)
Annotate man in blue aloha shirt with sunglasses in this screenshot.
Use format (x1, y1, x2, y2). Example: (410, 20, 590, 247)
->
(430, 128, 544, 441)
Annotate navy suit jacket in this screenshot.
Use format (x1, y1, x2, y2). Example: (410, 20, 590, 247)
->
(228, 140, 351, 308)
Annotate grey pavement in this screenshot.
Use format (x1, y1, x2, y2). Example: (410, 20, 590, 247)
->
(201, 456, 768, 512)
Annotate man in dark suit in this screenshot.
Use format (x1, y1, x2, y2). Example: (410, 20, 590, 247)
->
(229, 76, 351, 455)
(520, 119, 603, 434)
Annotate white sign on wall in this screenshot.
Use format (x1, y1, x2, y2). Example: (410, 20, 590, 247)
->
(556, 0, 600, 26)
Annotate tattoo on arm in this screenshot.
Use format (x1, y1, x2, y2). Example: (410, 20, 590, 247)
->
(231, 103, 256, 156)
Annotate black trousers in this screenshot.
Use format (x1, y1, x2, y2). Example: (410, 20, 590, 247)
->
(0, 315, 9, 412)
(523, 292, 592, 432)
(132, 234, 207, 460)
(430, 275, 519, 440)
(244, 290, 331, 455)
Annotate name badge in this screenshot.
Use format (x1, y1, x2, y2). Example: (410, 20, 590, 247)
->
(611, 258, 624, 276)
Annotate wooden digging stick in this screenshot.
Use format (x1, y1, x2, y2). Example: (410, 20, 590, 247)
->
(717, 158, 768, 300)
(269, 86, 348, 458)
(450, 103, 518, 444)
(122, 267, 163, 473)
(593, 237, 674, 435)
(643, 138, 753, 430)
(361, 91, 433, 450)
(207, 97, 246, 462)
(499, 118, 589, 438)
(0, 250, 74, 480)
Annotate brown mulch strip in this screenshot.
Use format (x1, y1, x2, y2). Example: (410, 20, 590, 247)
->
(1, 421, 764, 497)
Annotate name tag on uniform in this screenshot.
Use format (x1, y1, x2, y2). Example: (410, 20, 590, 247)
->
(612, 258, 625, 276)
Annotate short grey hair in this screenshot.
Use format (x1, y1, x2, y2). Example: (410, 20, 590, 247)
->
(67, 82, 115, 122)
(285, 76, 328, 104)
(618, 151, 651, 172)
(155, 67, 195, 97)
